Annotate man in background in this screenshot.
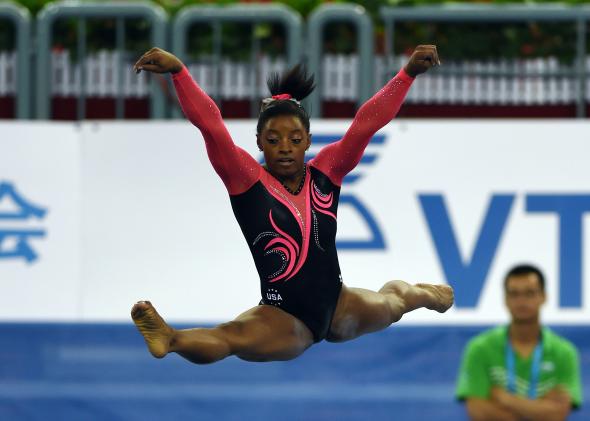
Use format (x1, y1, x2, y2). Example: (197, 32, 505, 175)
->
(456, 264, 582, 421)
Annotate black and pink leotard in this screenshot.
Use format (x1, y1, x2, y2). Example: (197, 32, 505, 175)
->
(172, 66, 414, 342)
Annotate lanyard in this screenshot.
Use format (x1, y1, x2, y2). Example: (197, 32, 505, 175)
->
(505, 338, 543, 399)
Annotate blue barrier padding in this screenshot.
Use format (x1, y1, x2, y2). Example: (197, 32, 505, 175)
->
(0, 324, 587, 420)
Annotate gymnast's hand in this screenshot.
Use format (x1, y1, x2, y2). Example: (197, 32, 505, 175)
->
(133, 47, 184, 75)
(404, 45, 440, 78)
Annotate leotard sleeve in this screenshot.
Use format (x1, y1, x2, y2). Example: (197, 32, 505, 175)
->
(309, 68, 415, 186)
(172, 66, 260, 195)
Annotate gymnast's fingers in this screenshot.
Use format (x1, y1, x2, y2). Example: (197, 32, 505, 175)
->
(434, 46, 441, 66)
(417, 45, 439, 67)
(135, 64, 162, 74)
(134, 52, 162, 74)
(133, 50, 155, 70)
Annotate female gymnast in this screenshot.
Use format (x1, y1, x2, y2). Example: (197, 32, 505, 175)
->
(131, 45, 453, 364)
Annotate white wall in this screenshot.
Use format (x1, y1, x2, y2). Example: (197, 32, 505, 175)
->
(1, 120, 589, 325)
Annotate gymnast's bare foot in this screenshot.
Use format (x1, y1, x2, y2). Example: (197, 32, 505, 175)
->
(131, 301, 174, 358)
(417, 283, 454, 313)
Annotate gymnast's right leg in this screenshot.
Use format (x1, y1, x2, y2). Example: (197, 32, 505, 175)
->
(131, 301, 314, 364)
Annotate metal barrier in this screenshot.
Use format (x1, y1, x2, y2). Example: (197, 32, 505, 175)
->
(307, 4, 373, 118)
(172, 4, 302, 118)
(0, 2, 31, 119)
(36, 1, 167, 120)
(8, 3, 590, 119)
(380, 4, 590, 118)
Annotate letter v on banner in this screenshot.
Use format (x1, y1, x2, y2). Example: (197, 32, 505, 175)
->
(418, 194, 515, 308)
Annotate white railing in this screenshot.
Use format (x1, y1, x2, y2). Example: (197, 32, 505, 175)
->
(1, 50, 589, 105)
(187, 56, 287, 99)
(50, 50, 149, 97)
(383, 56, 585, 105)
(192, 54, 588, 105)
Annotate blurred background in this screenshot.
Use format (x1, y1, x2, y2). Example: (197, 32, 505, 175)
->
(1, 0, 589, 420)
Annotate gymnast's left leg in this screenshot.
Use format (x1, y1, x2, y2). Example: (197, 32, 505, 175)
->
(327, 280, 454, 342)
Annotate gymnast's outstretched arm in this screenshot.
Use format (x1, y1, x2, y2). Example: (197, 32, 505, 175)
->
(134, 48, 259, 195)
(309, 45, 440, 185)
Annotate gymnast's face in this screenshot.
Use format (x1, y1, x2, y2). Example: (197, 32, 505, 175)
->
(257, 115, 311, 180)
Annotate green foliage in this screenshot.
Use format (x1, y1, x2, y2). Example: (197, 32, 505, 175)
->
(10, 0, 590, 17)
(276, 0, 322, 17)
(392, 21, 578, 62)
(4, 0, 590, 60)
(11, 0, 52, 16)
(151, 0, 241, 16)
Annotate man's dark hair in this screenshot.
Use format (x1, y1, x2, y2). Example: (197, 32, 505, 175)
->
(256, 63, 315, 135)
(503, 264, 545, 292)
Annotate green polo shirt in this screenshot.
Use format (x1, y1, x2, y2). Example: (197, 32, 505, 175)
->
(456, 326, 582, 408)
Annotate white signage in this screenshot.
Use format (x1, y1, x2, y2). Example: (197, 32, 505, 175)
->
(1, 120, 588, 324)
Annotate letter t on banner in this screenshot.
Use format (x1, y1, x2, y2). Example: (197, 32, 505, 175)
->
(527, 195, 590, 308)
(419, 194, 514, 308)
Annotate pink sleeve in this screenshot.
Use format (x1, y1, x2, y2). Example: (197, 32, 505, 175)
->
(309, 68, 414, 186)
(172, 66, 260, 195)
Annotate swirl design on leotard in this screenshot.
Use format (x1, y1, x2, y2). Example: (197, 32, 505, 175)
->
(311, 181, 336, 220)
(311, 210, 325, 252)
(309, 181, 336, 252)
(252, 231, 278, 245)
(257, 209, 300, 282)
(255, 174, 314, 283)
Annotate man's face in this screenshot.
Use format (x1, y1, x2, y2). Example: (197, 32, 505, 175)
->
(505, 273, 546, 323)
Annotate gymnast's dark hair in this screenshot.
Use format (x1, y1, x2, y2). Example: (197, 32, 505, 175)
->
(256, 63, 315, 134)
(503, 264, 545, 292)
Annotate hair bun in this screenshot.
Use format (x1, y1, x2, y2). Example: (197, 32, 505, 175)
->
(267, 63, 315, 101)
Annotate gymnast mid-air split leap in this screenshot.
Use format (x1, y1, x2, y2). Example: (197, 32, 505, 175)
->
(131, 44, 454, 364)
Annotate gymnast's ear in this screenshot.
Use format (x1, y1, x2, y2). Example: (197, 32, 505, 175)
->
(256, 134, 263, 152)
(306, 133, 311, 150)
